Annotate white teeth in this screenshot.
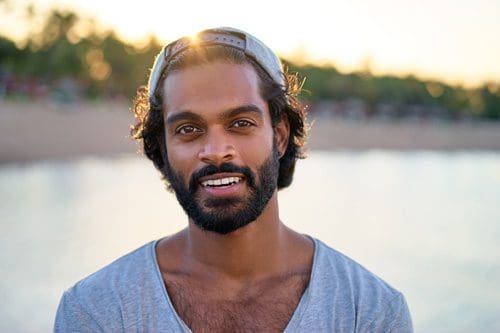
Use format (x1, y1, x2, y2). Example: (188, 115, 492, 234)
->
(201, 177, 242, 187)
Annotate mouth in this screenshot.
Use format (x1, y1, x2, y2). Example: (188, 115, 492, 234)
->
(196, 173, 246, 197)
(200, 176, 243, 188)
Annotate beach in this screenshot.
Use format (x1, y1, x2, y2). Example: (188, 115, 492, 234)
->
(1, 101, 500, 164)
(2, 101, 500, 332)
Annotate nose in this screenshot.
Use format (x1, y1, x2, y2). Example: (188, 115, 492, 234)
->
(198, 128, 235, 165)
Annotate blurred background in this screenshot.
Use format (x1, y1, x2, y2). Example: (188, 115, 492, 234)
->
(1, 0, 499, 331)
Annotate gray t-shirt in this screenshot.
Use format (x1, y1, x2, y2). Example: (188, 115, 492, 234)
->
(54, 238, 413, 332)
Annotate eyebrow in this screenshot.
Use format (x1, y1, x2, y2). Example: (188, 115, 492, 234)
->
(165, 104, 264, 127)
(165, 111, 204, 127)
(217, 104, 264, 122)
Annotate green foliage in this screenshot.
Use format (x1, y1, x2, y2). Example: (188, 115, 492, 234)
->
(287, 61, 500, 119)
(1, 7, 499, 119)
(0, 8, 161, 100)
(479, 85, 500, 119)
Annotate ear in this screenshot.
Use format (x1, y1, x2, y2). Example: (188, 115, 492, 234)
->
(274, 115, 290, 158)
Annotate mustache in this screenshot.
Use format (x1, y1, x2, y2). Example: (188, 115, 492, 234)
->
(189, 163, 255, 193)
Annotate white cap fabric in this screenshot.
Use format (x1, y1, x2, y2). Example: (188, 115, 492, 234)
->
(147, 27, 284, 99)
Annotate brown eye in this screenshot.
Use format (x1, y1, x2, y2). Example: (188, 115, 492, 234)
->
(176, 125, 202, 135)
(232, 120, 253, 128)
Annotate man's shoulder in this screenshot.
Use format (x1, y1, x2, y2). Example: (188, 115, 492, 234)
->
(54, 241, 168, 331)
(303, 238, 413, 332)
(75, 241, 157, 292)
(312, 237, 401, 298)
(61, 241, 160, 314)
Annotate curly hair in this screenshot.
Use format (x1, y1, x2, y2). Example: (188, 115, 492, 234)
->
(131, 45, 307, 190)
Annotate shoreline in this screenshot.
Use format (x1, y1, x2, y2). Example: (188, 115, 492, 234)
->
(1, 101, 500, 164)
(307, 116, 500, 151)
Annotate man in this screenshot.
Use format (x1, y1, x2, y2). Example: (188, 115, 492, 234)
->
(55, 27, 413, 332)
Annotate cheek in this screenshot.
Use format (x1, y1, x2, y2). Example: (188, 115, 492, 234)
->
(235, 131, 274, 164)
(166, 143, 198, 179)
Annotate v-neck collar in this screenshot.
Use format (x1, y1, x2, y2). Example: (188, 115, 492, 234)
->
(150, 236, 320, 332)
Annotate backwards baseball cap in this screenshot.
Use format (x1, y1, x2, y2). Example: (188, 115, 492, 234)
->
(147, 27, 285, 99)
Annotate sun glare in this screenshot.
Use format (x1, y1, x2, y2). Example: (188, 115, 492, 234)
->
(2, 0, 500, 87)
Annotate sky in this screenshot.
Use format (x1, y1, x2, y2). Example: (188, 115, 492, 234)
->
(2, 0, 500, 87)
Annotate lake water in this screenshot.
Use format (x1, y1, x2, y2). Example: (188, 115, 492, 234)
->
(1, 151, 499, 332)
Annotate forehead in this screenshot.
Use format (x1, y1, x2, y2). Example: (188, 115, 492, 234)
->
(162, 61, 267, 117)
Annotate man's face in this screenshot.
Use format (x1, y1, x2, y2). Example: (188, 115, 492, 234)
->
(162, 61, 284, 234)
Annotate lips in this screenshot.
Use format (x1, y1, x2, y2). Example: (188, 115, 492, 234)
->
(195, 173, 246, 198)
(188, 164, 254, 195)
(198, 173, 244, 188)
(201, 176, 242, 187)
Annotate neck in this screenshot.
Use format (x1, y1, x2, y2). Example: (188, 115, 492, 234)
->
(185, 193, 291, 280)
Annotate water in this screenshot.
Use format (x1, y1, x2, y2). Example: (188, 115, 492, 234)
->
(1, 151, 499, 332)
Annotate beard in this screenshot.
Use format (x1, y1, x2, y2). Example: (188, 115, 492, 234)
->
(163, 144, 280, 235)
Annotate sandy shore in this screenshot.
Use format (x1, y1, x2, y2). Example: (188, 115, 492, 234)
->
(308, 115, 500, 151)
(0, 101, 138, 164)
(1, 101, 499, 164)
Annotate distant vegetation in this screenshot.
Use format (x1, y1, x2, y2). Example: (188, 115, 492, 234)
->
(1, 7, 499, 120)
(0, 8, 162, 101)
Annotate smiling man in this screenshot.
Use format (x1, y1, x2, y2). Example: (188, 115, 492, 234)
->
(54, 27, 413, 332)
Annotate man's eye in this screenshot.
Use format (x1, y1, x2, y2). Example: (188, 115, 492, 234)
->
(232, 120, 253, 128)
(176, 125, 201, 134)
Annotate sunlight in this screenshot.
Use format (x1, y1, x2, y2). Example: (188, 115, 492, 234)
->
(1, 0, 500, 87)
(85, 48, 111, 81)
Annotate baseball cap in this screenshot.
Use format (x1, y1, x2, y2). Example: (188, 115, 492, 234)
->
(147, 27, 285, 99)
